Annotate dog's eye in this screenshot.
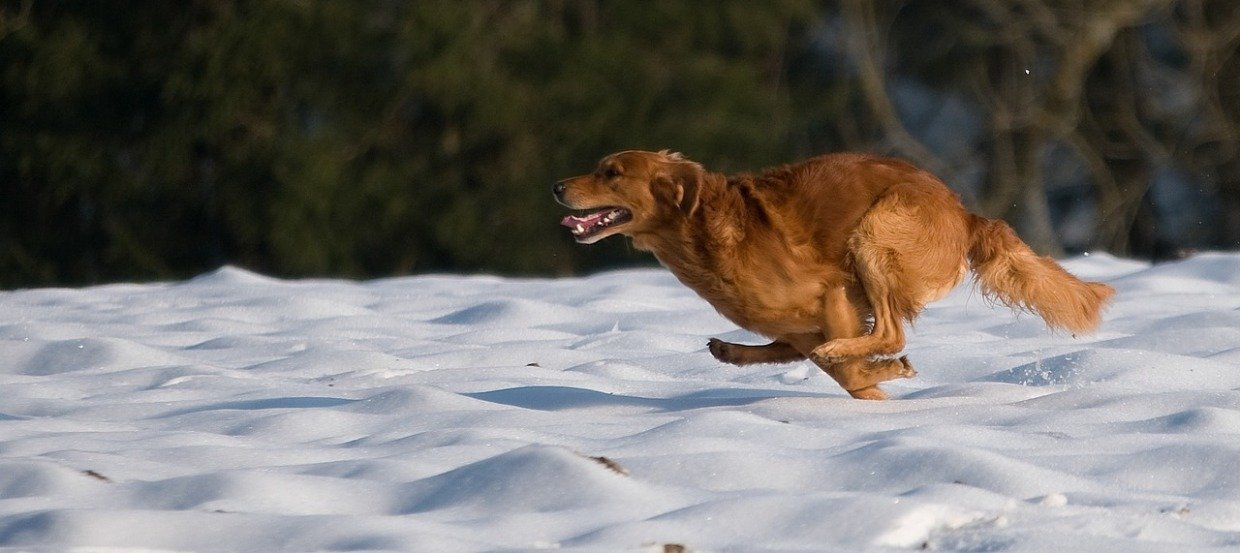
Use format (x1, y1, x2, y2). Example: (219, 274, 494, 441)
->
(602, 167, 620, 179)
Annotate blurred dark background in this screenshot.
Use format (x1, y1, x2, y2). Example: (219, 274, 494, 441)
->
(2, 0, 1238, 288)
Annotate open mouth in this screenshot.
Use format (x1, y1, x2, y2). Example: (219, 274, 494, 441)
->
(560, 207, 633, 243)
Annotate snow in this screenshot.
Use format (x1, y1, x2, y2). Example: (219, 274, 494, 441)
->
(1, 253, 1239, 552)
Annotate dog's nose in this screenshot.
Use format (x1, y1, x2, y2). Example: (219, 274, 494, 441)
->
(552, 180, 567, 198)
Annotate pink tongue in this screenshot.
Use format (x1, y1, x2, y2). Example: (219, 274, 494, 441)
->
(561, 210, 609, 228)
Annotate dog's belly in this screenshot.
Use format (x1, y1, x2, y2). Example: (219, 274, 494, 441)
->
(658, 242, 848, 339)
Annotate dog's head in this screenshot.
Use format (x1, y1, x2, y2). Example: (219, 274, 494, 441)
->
(554, 150, 703, 244)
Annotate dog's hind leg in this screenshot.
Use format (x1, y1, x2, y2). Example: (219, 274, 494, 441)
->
(833, 357, 916, 400)
(812, 251, 908, 361)
(813, 182, 970, 362)
(786, 334, 915, 401)
(708, 338, 805, 365)
(789, 286, 916, 400)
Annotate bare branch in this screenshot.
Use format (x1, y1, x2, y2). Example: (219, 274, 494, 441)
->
(0, 0, 34, 42)
(839, 0, 948, 176)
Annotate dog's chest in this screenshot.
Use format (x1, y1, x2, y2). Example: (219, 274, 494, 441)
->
(667, 253, 835, 337)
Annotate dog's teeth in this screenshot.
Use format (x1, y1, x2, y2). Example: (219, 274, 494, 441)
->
(574, 224, 584, 234)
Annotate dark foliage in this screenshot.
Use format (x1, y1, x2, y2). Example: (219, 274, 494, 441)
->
(1, 0, 1236, 287)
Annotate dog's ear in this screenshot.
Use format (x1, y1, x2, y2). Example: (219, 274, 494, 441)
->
(673, 162, 701, 216)
(652, 161, 702, 217)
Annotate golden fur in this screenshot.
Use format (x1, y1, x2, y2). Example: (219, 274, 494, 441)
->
(555, 150, 1115, 400)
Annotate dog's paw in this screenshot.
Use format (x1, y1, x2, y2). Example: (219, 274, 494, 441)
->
(847, 385, 889, 401)
(815, 337, 903, 361)
(810, 340, 848, 363)
(707, 338, 732, 363)
(897, 355, 918, 379)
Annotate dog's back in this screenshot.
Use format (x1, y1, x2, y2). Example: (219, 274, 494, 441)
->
(747, 153, 924, 266)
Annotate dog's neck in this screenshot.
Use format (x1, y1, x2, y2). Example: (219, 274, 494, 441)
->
(634, 172, 773, 290)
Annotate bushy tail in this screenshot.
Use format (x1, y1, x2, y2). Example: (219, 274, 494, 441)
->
(968, 215, 1115, 334)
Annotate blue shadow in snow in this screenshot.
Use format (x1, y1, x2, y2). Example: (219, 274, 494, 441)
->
(157, 396, 357, 418)
(464, 385, 831, 412)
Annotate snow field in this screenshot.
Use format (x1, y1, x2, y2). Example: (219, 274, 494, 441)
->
(0, 254, 1238, 551)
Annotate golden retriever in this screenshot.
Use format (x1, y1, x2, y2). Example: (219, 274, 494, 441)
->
(554, 150, 1114, 400)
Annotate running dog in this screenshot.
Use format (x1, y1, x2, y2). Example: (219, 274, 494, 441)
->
(554, 150, 1114, 399)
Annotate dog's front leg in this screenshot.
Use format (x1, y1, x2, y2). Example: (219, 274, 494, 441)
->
(708, 338, 805, 365)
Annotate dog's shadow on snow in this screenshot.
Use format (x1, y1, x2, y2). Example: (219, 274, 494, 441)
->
(464, 385, 832, 412)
